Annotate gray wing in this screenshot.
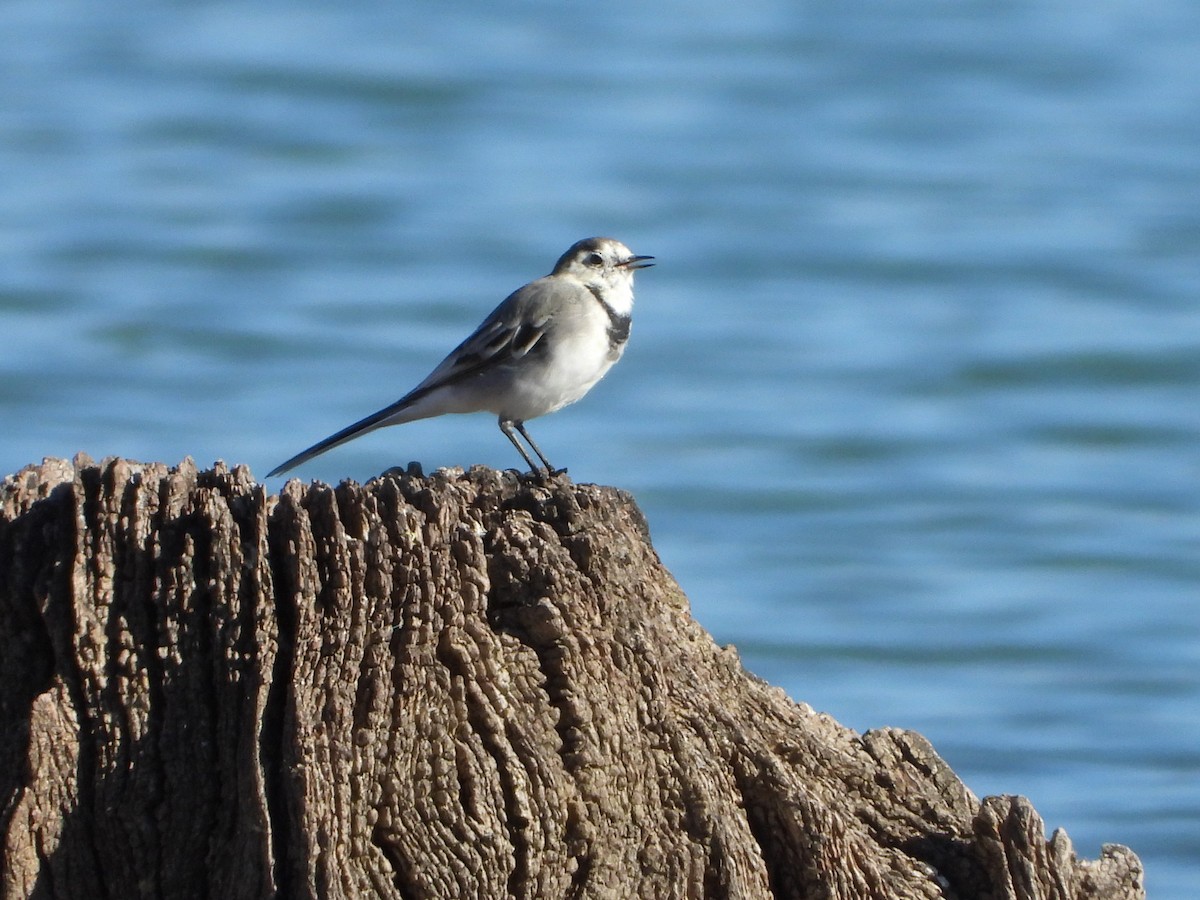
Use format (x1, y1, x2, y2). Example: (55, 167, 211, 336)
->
(407, 277, 567, 396)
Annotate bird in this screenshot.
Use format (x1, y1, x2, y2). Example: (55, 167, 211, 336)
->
(267, 236, 654, 479)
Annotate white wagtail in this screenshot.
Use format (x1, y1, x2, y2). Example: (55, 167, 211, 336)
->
(267, 237, 653, 478)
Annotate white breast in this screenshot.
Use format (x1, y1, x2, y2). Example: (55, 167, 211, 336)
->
(496, 293, 623, 420)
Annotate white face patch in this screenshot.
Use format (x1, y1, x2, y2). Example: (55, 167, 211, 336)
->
(555, 238, 645, 318)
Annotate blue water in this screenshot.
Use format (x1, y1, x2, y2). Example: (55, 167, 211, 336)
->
(3, 1, 1198, 893)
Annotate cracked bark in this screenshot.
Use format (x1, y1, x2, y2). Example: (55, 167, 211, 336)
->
(1, 456, 1144, 899)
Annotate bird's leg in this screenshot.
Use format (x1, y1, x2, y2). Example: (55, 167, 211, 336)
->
(516, 422, 566, 476)
(498, 419, 545, 474)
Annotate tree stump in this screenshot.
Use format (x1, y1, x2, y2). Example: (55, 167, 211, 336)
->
(0, 456, 1144, 899)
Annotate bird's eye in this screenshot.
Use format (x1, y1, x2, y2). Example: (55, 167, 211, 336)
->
(584, 252, 603, 267)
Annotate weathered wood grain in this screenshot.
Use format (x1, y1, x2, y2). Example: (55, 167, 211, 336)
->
(0, 456, 1144, 899)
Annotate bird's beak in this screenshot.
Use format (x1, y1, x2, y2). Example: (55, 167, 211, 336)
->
(620, 255, 655, 269)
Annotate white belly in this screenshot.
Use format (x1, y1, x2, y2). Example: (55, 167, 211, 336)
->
(496, 329, 622, 420)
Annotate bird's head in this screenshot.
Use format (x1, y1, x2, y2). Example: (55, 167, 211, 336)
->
(552, 237, 654, 306)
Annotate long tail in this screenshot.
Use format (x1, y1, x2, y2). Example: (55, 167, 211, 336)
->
(266, 398, 419, 477)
